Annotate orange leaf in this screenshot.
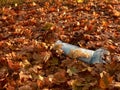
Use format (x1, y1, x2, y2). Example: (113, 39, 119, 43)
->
(99, 78, 106, 89)
(99, 73, 113, 89)
(7, 60, 20, 71)
(37, 80, 44, 88)
(108, 45, 116, 52)
(2, 16, 7, 20)
(108, 76, 113, 84)
(102, 21, 108, 27)
(49, 7, 56, 12)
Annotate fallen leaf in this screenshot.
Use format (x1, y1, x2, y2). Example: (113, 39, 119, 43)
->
(18, 85, 32, 90)
(99, 72, 113, 89)
(19, 71, 32, 82)
(113, 10, 120, 17)
(37, 79, 44, 88)
(67, 67, 78, 76)
(7, 60, 20, 71)
(50, 57, 59, 66)
(6, 84, 15, 90)
(76, 0, 84, 3)
(110, 82, 120, 88)
(53, 69, 67, 84)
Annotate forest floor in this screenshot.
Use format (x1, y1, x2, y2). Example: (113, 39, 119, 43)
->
(0, 0, 120, 90)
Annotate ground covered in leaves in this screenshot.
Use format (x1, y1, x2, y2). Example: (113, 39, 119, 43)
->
(0, 0, 120, 90)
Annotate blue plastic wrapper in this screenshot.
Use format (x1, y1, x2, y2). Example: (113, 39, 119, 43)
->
(55, 40, 110, 64)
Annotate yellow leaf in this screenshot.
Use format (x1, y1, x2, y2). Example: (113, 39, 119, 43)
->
(32, 2, 36, 6)
(76, 0, 84, 3)
(15, 3, 18, 7)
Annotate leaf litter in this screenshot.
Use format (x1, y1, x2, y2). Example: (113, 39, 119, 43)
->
(0, 0, 120, 89)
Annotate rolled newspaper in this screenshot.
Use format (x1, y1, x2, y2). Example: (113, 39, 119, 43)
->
(54, 40, 110, 64)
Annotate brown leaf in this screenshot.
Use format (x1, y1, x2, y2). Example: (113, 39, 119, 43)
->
(53, 69, 67, 84)
(33, 51, 51, 63)
(6, 84, 15, 90)
(18, 85, 32, 90)
(19, 71, 32, 82)
(110, 82, 120, 88)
